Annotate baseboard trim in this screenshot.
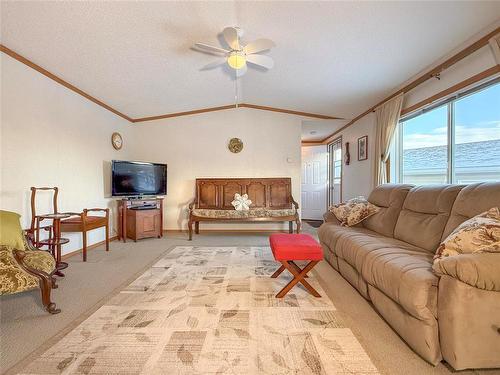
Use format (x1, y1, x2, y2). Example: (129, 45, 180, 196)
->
(61, 236, 118, 260)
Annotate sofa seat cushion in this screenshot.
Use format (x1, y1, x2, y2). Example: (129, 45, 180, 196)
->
(22, 249, 56, 274)
(0, 246, 38, 295)
(192, 208, 295, 219)
(362, 248, 438, 320)
(318, 222, 437, 319)
(318, 222, 422, 272)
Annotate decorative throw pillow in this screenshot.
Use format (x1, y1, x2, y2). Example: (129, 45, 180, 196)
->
(434, 207, 500, 260)
(231, 193, 252, 211)
(329, 197, 380, 227)
(0, 210, 25, 249)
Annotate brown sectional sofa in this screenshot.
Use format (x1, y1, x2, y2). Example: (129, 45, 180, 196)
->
(317, 182, 500, 370)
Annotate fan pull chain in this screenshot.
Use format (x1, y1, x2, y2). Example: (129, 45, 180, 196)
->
(235, 70, 239, 108)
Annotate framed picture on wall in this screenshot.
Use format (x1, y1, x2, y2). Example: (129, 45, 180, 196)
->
(358, 135, 368, 161)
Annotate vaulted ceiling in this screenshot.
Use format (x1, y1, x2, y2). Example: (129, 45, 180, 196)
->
(1, 1, 499, 120)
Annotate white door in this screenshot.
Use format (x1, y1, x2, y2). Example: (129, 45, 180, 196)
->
(301, 145, 328, 220)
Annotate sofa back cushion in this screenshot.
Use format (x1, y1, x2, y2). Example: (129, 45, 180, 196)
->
(363, 184, 414, 237)
(394, 185, 464, 252)
(441, 182, 500, 241)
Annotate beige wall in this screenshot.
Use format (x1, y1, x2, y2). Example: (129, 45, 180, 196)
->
(337, 113, 377, 200)
(2, 33, 496, 253)
(1, 53, 302, 252)
(1, 54, 133, 255)
(129, 108, 302, 231)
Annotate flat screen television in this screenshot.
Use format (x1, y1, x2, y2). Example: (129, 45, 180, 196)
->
(112, 160, 167, 197)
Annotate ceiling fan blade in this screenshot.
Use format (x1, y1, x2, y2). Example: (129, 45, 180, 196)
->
(193, 43, 229, 55)
(243, 39, 275, 54)
(201, 58, 227, 70)
(246, 54, 274, 69)
(236, 64, 247, 77)
(223, 27, 240, 50)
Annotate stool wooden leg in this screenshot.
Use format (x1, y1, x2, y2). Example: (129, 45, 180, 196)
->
(289, 261, 308, 277)
(276, 260, 320, 298)
(271, 265, 285, 278)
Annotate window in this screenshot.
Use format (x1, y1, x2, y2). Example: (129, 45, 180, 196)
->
(394, 79, 500, 184)
(327, 137, 342, 206)
(453, 83, 500, 183)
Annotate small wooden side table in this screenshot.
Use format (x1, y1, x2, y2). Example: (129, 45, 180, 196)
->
(117, 198, 164, 242)
(38, 213, 71, 277)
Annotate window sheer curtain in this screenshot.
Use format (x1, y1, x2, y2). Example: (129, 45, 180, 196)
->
(373, 93, 404, 187)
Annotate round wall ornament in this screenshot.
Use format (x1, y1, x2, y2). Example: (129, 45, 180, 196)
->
(228, 138, 243, 153)
(111, 132, 123, 150)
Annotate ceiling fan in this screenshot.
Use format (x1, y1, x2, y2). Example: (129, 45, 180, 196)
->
(193, 27, 275, 77)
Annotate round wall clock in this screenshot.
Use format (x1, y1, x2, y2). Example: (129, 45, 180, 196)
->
(111, 132, 123, 150)
(228, 138, 243, 153)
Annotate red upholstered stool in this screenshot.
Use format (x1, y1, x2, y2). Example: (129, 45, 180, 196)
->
(269, 233, 323, 298)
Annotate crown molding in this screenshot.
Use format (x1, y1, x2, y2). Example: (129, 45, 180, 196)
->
(301, 140, 324, 146)
(1, 44, 340, 123)
(0, 44, 133, 122)
(238, 104, 341, 120)
(132, 103, 340, 122)
(132, 105, 238, 122)
(320, 25, 500, 145)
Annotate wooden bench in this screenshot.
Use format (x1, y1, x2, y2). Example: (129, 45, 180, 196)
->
(188, 178, 301, 240)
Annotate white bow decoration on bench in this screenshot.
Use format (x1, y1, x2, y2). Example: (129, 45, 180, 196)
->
(231, 193, 252, 211)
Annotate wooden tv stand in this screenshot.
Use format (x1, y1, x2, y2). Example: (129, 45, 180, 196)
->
(117, 198, 163, 242)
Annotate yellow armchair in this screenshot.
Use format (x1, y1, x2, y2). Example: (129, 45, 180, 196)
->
(0, 210, 60, 314)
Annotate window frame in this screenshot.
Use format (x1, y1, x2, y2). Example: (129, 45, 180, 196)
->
(327, 136, 342, 206)
(394, 77, 500, 184)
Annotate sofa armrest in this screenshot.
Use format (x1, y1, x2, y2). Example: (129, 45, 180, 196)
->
(323, 211, 341, 225)
(433, 253, 500, 292)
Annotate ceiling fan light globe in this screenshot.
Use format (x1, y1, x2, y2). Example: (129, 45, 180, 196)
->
(227, 52, 246, 70)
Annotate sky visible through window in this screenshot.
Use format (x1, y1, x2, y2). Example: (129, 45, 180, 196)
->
(403, 83, 499, 149)
(399, 81, 500, 184)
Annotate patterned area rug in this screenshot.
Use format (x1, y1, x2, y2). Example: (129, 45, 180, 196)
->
(19, 246, 378, 374)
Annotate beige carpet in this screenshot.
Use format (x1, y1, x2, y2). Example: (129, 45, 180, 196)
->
(1, 231, 283, 374)
(16, 246, 378, 374)
(3, 228, 498, 375)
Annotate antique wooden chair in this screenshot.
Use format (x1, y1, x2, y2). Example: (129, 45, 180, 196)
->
(0, 210, 60, 314)
(29, 187, 71, 276)
(60, 209, 110, 262)
(30, 187, 110, 262)
(29, 186, 58, 249)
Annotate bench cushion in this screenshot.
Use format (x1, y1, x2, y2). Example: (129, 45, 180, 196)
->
(270, 234, 323, 261)
(191, 208, 296, 219)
